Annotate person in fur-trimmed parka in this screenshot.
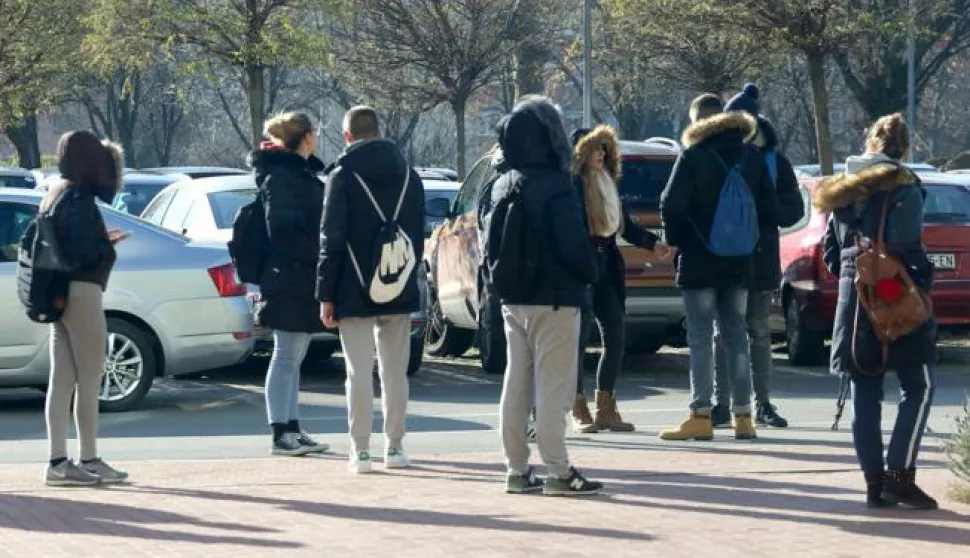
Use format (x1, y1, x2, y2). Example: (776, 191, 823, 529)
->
(569, 125, 671, 434)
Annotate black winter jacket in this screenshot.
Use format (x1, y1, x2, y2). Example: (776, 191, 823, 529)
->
(489, 98, 597, 308)
(252, 148, 326, 333)
(749, 117, 805, 291)
(660, 112, 778, 290)
(816, 162, 937, 376)
(316, 139, 425, 319)
(45, 180, 116, 290)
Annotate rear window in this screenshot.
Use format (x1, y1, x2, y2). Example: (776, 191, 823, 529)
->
(618, 157, 674, 207)
(923, 184, 970, 224)
(0, 174, 36, 188)
(116, 180, 175, 215)
(209, 189, 256, 228)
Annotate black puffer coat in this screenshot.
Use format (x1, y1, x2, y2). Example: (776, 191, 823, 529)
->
(252, 147, 326, 333)
(816, 161, 937, 376)
(660, 112, 778, 290)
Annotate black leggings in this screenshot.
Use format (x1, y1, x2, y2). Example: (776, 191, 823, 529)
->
(577, 280, 626, 394)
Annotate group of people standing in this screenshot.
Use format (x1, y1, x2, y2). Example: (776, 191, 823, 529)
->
(34, 85, 939, 510)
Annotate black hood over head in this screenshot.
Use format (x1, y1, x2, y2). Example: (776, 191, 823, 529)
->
(496, 96, 572, 173)
(334, 138, 409, 185)
(249, 146, 325, 188)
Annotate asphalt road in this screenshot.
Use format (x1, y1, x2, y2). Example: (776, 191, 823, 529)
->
(1, 347, 968, 465)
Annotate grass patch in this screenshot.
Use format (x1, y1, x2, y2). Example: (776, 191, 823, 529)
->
(946, 396, 970, 501)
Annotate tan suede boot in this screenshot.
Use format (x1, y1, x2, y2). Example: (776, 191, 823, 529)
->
(733, 413, 758, 440)
(659, 412, 714, 441)
(572, 393, 597, 433)
(592, 391, 635, 432)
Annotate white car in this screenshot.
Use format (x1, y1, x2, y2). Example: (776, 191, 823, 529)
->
(0, 188, 254, 411)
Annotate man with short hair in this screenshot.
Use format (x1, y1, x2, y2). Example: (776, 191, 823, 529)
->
(317, 105, 425, 474)
(659, 93, 778, 442)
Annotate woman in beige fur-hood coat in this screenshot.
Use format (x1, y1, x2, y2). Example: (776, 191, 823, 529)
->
(569, 125, 668, 434)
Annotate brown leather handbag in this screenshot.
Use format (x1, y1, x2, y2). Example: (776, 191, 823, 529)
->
(852, 193, 933, 376)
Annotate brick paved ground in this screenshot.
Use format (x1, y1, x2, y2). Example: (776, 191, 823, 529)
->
(0, 439, 968, 557)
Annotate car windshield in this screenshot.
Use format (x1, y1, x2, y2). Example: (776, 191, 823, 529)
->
(923, 184, 970, 223)
(617, 157, 675, 207)
(0, 174, 36, 189)
(425, 188, 460, 235)
(209, 189, 257, 228)
(114, 180, 176, 215)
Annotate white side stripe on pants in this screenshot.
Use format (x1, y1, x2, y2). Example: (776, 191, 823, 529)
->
(905, 364, 933, 469)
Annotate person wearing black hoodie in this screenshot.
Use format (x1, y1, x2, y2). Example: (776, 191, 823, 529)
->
(659, 93, 778, 442)
(317, 106, 424, 475)
(487, 96, 602, 496)
(711, 85, 806, 429)
(251, 112, 330, 458)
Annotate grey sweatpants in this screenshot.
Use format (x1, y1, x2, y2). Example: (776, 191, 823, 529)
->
(46, 281, 107, 461)
(340, 314, 410, 453)
(500, 304, 580, 479)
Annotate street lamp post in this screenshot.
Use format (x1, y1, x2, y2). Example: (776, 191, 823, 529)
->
(907, 0, 916, 163)
(582, 0, 592, 128)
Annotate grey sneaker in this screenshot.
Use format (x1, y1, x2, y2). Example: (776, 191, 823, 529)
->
(506, 466, 544, 494)
(81, 458, 129, 484)
(543, 467, 603, 496)
(296, 431, 330, 453)
(272, 433, 314, 457)
(45, 460, 100, 487)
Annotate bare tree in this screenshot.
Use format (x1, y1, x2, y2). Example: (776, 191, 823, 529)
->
(346, 0, 532, 177)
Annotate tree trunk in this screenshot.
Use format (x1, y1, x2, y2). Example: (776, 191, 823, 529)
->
(4, 113, 41, 169)
(452, 96, 468, 179)
(806, 52, 835, 176)
(246, 65, 266, 148)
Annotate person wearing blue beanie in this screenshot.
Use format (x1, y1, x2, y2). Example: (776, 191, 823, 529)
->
(725, 83, 761, 116)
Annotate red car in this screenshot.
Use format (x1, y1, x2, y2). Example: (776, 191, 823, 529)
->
(774, 172, 970, 365)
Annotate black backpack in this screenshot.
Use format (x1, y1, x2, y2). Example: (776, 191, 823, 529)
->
(228, 192, 269, 285)
(483, 181, 540, 300)
(17, 194, 74, 323)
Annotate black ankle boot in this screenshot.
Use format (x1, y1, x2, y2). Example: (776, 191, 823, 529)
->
(882, 468, 939, 510)
(865, 473, 896, 509)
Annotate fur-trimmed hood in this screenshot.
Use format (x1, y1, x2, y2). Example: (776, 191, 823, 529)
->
(812, 162, 918, 212)
(572, 124, 621, 181)
(682, 111, 758, 149)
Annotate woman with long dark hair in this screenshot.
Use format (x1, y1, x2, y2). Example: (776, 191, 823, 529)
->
(43, 131, 128, 486)
(570, 126, 671, 433)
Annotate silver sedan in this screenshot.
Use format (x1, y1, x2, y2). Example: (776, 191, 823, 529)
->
(0, 188, 255, 411)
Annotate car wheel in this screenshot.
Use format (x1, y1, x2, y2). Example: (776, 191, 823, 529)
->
(407, 336, 422, 377)
(423, 284, 474, 357)
(785, 297, 826, 366)
(626, 335, 665, 356)
(99, 318, 158, 413)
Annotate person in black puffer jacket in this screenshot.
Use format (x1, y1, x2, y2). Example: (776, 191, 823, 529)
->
(251, 111, 330, 458)
(488, 95, 603, 496)
(815, 113, 938, 510)
(42, 131, 129, 487)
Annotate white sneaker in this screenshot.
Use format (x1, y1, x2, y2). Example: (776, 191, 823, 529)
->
(384, 447, 410, 469)
(348, 451, 373, 474)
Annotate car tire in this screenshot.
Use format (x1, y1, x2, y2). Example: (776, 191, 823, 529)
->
(99, 318, 158, 413)
(785, 297, 826, 366)
(424, 284, 474, 357)
(407, 336, 423, 377)
(626, 335, 665, 356)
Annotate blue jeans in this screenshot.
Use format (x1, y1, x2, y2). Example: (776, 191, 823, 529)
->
(852, 364, 936, 481)
(714, 290, 773, 407)
(265, 330, 311, 424)
(683, 288, 751, 413)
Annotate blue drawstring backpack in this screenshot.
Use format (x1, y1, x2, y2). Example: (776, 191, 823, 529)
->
(691, 147, 760, 257)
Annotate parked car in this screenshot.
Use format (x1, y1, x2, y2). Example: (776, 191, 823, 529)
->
(947, 169, 970, 175)
(424, 138, 684, 374)
(773, 172, 970, 365)
(417, 168, 459, 181)
(141, 174, 429, 375)
(423, 179, 461, 237)
(0, 168, 38, 189)
(0, 188, 254, 411)
(794, 163, 936, 178)
(138, 166, 249, 180)
(112, 172, 182, 216)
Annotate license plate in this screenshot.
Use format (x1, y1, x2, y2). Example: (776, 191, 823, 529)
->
(929, 253, 955, 270)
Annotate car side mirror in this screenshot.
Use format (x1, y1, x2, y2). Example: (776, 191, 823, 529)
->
(426, 197, 452, 219)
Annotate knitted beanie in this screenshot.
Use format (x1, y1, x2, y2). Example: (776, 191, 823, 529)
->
(724, 83, 761, 116)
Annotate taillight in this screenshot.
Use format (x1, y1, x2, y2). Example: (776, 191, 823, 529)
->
(208, 263, 246, 297)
